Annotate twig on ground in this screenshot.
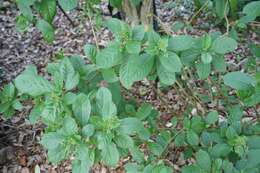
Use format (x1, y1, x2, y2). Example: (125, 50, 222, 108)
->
(224, 0, 230, 35)
(188, 0, 209, 25)
(57, 1, 75, 27)
(87, 15, 100, 51)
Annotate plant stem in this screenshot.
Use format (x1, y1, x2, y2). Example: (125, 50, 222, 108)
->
(159, 129, 184, 159)
(224, 0, 230, 35)
(153, 15, 173, 35)
(57, 1, 75, 27)
(87, 15, 100, 51)
(188, 0, 209, 25)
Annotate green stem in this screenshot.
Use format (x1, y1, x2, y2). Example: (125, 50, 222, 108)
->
(188, 0, 209, 25)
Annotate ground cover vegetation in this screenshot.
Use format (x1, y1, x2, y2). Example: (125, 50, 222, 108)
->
(1, 0, 260, 172)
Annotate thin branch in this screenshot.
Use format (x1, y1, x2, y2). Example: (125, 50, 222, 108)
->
(153, 15, 173, 35)
(87, 15, 100, 51)
(188, 0, 209, 25)
(249, 21, 260, 27)
(224, 0, 230, 35)
(57, 1, 75, 27)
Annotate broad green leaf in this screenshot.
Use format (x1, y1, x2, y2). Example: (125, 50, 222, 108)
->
(41, 132, 64, 151)
(156, 131, 171, 148)
(41, 102, 59, 123)
(72, 93, 91, 126)
(12, 100, 23, 111)
(201, 52, 212, 64)
(126, 40, 141, 54)
(0, 102, 11, 114)
(196, 62, 211, 79)
(60, 58, 79, 91)
(210, 143, 231, 158)
(181, 165, 203, 173)
(72, 145, 94, 173)
(119, 54, 154, 88)
(214, 0, 225, 19)
(168, 35, 194, 52)
(16, 15, 30, 32)
(212, 36, 237, 54)
(186, 130, 199, 146)
(184, 117, 191, 129)
(160, 52, 182, 73)
(202, 34, 212, 51)
(129, 146, 145, 163)
(225, 126, 238, 139)
(190, 116, 205, 133)
(212, 55, 226, 72)
(205, 111, 219, 125)
(97, 132, 112, 149)
(29, 104, 44, 123)
(63, 92, 77, 105)
(101, 142, 119, 166)
(242, 1, 260, 22)
(213, 159, 222, 169)
(136, 103, 152, 120)
(101, 68, 118, 83)
(58, 0, 78, 11)
(46, 62, 60, 75)
(228, 105, 243, 122)
(110, 0, 122, 8)
(1, 83, 15, 99)
(249, 44, 260, 58)
(147, 30, 160, 44)
(222, 160, 234, 173)
(152, 165, 172, 173)
(96, 87, 117, 118)
(105, 18, 129, 36)
(120, 117, 150, 140)
(180, 49, 200, 66)
(171, 21, 185, 32)
(175, 131, 186, 147)
(96, 43, 122, 69)
(114, 134, 134, 149)
(15, 65, 53, 96)
(195, 150, 211, 171)
(35, 0, 56, 23)
(201, 132, 220, 146)
(223, 72, 256, 90)
(36, 19, 54, 42)
(238, 15, 256, 26)
(82, 124, 95, 137)
(107, 82, 122, 106)
(63, 116, 78, 135)
(84, 43, 97, 62)
(16, 0, 34, 21)
(47, 144, 67, 163)
(132, 25, 145, 41)
(124, 163, 142, 173)
(148, 142, 164, 156)
(0, 107, 15, 119)
(41, 131, 69, 164)
(248, 136, 260, 149)
(244, 149, 260, 168)
(157, 62, 176, 85)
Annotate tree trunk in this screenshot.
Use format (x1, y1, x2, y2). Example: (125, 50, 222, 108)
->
(121, 0, 154, 28)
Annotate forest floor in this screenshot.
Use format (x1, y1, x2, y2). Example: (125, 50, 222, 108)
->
(0, 0, 259, 173)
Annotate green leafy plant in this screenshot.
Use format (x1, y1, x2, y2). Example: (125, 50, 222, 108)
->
(0, 83, 23, 119)
(2, 1, 260, 172)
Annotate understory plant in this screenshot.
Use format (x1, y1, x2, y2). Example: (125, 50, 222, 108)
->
(1, 0, 260, 173)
